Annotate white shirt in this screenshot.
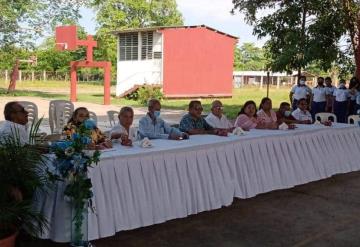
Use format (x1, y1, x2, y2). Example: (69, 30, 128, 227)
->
(205, 112, 233, 129)
(291, 108, 312, 122)
(0, 120, 29, 145)
(356, 93, 360, 105)
(350, 89, 358, 101)
(312, 87, 327, 102)
(325, 86, 336, 96)
(333, 88, 350, 102)
(110, 124, 138, 141)
(291, 85, 311, 100)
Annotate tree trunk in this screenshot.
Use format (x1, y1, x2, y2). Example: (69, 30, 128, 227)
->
(355, 11, 360, 78)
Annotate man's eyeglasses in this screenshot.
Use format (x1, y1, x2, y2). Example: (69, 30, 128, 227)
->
(194, 107, 203, 111)
(213, 106, 223, 110)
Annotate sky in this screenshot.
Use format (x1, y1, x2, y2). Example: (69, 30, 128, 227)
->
(78, 0, 267, 47)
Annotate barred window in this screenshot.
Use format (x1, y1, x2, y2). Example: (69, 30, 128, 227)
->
(119, 33, 138, 61)
(141, 32, 153, 60)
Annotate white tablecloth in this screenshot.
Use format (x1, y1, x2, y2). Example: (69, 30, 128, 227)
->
(34, 124, 360, 242)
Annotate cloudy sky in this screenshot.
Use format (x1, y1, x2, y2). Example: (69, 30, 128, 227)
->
(78, 0, 267, 47)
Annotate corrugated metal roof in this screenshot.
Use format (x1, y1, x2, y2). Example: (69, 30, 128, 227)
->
(111, 25, 238, 39)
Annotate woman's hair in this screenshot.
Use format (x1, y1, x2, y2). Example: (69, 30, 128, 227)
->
(68, 107, 89, 124)
(238, 100, 257, 116)
(259, 97, 271, 110)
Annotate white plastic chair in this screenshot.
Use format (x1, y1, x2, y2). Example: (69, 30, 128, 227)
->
(348, 115, 360, 125)
(89, 111, 98, 125)
(49, 100, 74, 134)
(107, 110, 119, 127)
(18, 101, 38, 125)
(315, 112, 337, 123)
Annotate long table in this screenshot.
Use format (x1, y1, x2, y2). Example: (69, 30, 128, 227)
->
(34, 124, 360, 242)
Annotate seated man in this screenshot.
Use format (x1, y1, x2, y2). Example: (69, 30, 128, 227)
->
(0, 101, 29, 145)
(276, 102, 297, 125)
(139, 99, 188, 140)
(110, 106, 138, 146)
(180, 100, 227, 135)
(205, 100, 234, 132)
(291, 98, 312, 124)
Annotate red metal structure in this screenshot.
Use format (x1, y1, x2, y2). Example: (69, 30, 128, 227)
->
(55, 25, 111, 105)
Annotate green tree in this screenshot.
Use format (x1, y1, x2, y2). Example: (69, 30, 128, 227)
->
(234, 43, 267, 71)
(232, 0, 360, 79)
(91, 0, 183, 69)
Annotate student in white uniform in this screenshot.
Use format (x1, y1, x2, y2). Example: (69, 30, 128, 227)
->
(325, 77, 336, 112)
(291, 98, 312, 124)
(310, 77, 327, 120)
(348, 77, 359, 115)
(205, 100, 234, 132)
(333, 79, 350, 123)
(289, 75, 311, 110)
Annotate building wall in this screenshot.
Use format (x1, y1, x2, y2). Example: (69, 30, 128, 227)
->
(116, 32, 163, 96)
(160, 27, 236, 97)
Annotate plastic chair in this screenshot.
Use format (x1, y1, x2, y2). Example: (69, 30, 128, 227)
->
(49, 100, 74, 134)
(315, 112, 337, 123)
(18, 101, 38, 126)
(107, 110, 119, 127)
(348, 115, 360, 125)
(89, 111, 98, 125)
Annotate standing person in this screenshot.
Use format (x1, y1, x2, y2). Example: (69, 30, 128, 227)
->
(289, 75, 311, 110)
(310, 77, 327, 120)
(205, 100, 234, 132)
(325, 77, 336, 113)
(333, 79, 350, 123)
(257, 97, 278, 129)
(348, 77, 359, 115)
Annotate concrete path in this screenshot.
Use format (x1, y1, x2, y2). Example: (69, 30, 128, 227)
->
(22, 171, 360, 247)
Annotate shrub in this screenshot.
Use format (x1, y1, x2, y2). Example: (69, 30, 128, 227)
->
(137, 85, 163, 105)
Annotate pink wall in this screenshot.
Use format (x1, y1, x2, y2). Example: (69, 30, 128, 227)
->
(160, 27, 236, 97)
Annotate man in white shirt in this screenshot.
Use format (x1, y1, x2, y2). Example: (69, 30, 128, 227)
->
(291, 98, 312, 124)
(110, 106, 138, 146)
(0, 101, 29, 145)
(205, 100, 234, 131)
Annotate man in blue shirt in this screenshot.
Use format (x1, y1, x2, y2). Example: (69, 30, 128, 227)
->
(179, 100, 227, 135)
(139, 99, 188, 140)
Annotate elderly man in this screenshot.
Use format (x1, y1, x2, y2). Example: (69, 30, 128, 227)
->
(139, 99, 188, 140)
(205, 100, 234, 132)
(0, 101, 29, 145)
(179, 100, 227, 135)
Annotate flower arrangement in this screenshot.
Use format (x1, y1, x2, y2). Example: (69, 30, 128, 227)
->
(51, 119, 100, 246)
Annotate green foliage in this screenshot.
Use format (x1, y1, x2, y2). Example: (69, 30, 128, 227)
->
(234, 43, 267, 70)
(137, 85, 163, 105)
(0, 0, 87, 48)
(232, 0, 348, 74)
(92, 0, 183, 69)
(0, 122, 52, 239)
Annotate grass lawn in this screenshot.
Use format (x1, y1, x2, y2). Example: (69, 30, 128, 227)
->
(0, 80, 291, 119)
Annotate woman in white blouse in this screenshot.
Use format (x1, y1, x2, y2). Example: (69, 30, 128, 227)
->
(110, 107, 137, 146)
(289, 75, 312, 110)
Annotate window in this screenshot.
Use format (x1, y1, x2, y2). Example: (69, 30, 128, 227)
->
(153, 51, 162, 59)
(141, 32, 153, 60)
(119, 33, 138, 61)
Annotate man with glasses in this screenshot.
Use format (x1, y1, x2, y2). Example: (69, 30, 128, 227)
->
(0, 101, 29, 145)
(205, 100, 234, 132)
(179, 100, 227, 135)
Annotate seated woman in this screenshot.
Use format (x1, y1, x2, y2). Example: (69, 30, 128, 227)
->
(110, 107, 137, 146)
(234, 100, 277, 131)
(64, 107, 112, 149)
(276, 102, 298, 125)
(257, 97, 278, 129)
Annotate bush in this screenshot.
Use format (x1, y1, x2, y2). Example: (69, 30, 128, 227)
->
(137, 85, 163, 105)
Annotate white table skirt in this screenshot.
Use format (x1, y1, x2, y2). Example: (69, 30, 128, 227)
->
(34, 124, 360, 242)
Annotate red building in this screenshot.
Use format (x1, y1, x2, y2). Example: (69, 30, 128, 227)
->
(113, 25, 238, 98)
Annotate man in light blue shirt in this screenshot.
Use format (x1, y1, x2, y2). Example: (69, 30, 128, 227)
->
(138, 99, 188, 140)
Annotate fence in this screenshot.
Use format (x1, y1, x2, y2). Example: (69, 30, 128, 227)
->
(0, 70, 116, 83)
